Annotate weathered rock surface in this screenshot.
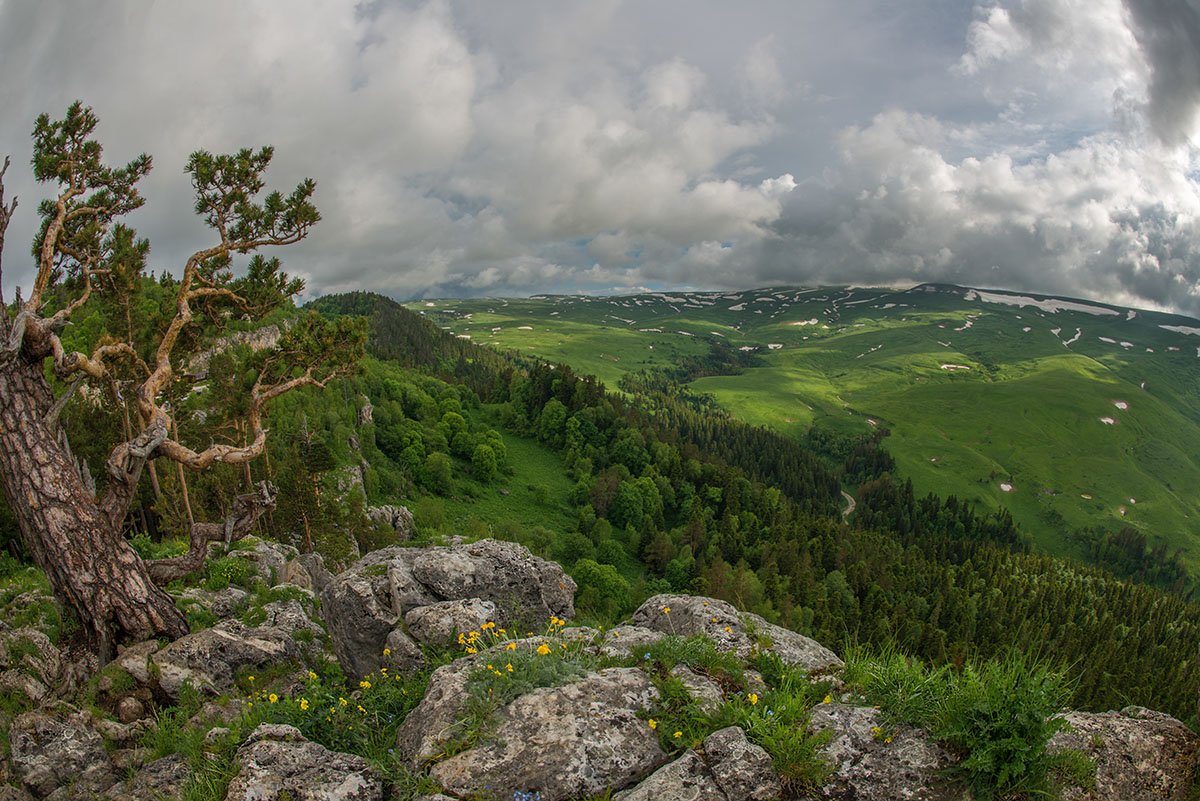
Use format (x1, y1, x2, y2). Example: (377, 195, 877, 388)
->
(178, 586, 248, 618)
(808, 703, 961, 801)
(1049, 706, 1199, 801)
(704, 726, 782, 801)
(614, 750, 726, 801)
(367, 505, 415, 539)
(112, 640, 159, 686)
(394, 660, 476, 766)
(0, 628, 60, 706)
(429, 668, 667, 801)
(224, 723, 382, 801)
(671, 665, 725, 714)
(101, 754, 190, 801)
(9, 706, 116, 799)
(598, 624, 668, 659)
(322, 539, 575, 679)
(151, 619, 301, 699)
(631, 594, 843, 671)
(404, 598, 498, 646)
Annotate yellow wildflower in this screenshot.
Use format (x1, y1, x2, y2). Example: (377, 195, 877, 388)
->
(663, 607, 671, 614)
(506, 663, 514, 672)
(674, 731, 682, 738)
(724, 626, 732, 633)
(823, 695, 833, 704)
(648, 719, 657, 729)
(360, 680, 371, 690)
(748, 693, 759, 706)
(383, 648, 391, 657)
(269, 693, 278, 704)
(300, 698, 309, 710)
(308, 671, 318, 680)
(339, 697, 347, 706)
(537, 643, 551, 656)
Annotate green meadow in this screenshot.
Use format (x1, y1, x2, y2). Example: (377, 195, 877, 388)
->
(408, 285, 1200, 573)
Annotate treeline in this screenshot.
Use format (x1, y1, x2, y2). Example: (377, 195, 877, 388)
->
(312, 292, 1200, 724)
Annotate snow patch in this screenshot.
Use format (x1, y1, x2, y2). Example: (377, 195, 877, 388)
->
(1000, 482, 1014, 493)
(1051, 328, 1062, 337)
(1161, 324, 1200, 336)
(940, 363, 971, 370)
(1099, 417, 1116, 425)
(1113, 400, 1128, 410)
(1062, 328, 1082, 347)
(767, 343, 783, 350)
(728, 303, 746, 311)
(790, 319, 820, 326)
(1022, 327, 1032, 332)
(968, 289, 1119, 316)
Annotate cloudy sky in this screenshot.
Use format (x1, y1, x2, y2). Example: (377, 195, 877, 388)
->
(2, 1, 1199, 315)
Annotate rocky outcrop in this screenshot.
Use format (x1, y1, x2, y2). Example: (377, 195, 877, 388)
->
(9, 705, 117, 799)
(0, 628, 61, 707)
(704, 726, 783, 801)
(101, 754, 191, 801)
(321, 539, 576, 679)
(614, 750, 726, 801)
(808, 703, 961, 801)
(1050, 706, 1199, 801)
(630, 594, 844, 671)
(224, 723, 383, 801)
(366, 504, 415, 540)
(151, 617, 306, 700)
(428, 668, 667, 801)
(404, 598, 497, 646)
(394, 659, 475, 766)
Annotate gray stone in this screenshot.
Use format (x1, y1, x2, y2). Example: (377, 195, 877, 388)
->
(225, 723, 383, 801)
(404, 598, 498, 646)
(9, 706, 117, 799)
(116, 696, 144, 724)
(1049, 705, 1199, 801)
(178, 586, 248, 619)
(597, 624, 667, 659)
(671, 665, 725, 715)
(704, 726, 782, 801)
(383, 628, 425, 673)
(112, 641, 159, 686)
(429, 667, 668, 801)
(631, 594, 842, 672)
(295, 551, 334, 594)
(808, 703, 961, 801)
(614, 750, 726, 801)
(100, 754, 190, 801)
(151, 619, 300, 700)
(322, 539, 575, 680)
(0, 628, 61, 706)
(394, 660, 475, 766)
(367, 505, 416, 539)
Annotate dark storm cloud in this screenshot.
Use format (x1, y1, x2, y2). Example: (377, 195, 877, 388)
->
(1124, 0, 1200, 146)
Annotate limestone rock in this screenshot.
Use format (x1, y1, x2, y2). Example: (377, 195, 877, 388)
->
(808, 703, 961, 801)
(671, 665, 724, 715)
(224, 723, 382, 801)
(151, 620, 300, 700)
(9, 705, 117, 799)
(598, 624, 668, 659)
(394, 660, 475, 766)
(704, 726, 782, 801)
(614, 750, 726, 801)
(178, 586, 248, 619)
(0, 628, 61, 706)
(1049, 705, 1199, 801)
(428, 667, 667, 801)
(631, 594, 842, 672)
(295, 551, 335, 594)
(112, 641, 159, 686)
(404, 598, 498, 646)
(116, 696, 144, 724)
(367, 505, 415, 539)
(322, 540, 575, 680)
(100, 754, 190, 801)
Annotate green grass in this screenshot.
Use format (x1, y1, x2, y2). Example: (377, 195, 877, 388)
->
(414, 286, 1200, 578)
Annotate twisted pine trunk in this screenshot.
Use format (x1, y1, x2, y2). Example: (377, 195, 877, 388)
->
(0, 355, 189, 655)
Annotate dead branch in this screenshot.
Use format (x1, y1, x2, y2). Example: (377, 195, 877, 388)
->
(144, 481, 276, 584)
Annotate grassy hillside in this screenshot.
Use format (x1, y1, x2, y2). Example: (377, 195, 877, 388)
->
(407, 285, 1200, 574)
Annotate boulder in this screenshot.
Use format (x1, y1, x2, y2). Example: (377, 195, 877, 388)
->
(404, 598, 498, 646)
(704, 726, 782, 801)
(295, 551, 335, 594)
(9, 705, 117, 799)
(367, 505, 416, 539)
(1049, 705, 1199, 801)
(224, 723, 382, 801)
(671, 665, 725, 715)
(151, 619, 301, 700)
(631, 594, 842, 672)
(100, 754, 190, 801)
(614, 750, 726, 801)
(394, 660, 476, 766)
(112, 641, 160, 686)
(178, 586, 248, 619)
(321, 540, 575, 680)
(808, 703, 961, 801)
(598, 625, 668, 660)
(0, 628, 61, 706)
(428, 667, 668, 800)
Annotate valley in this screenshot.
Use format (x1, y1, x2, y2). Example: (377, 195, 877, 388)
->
(407, 284, 1200, 575)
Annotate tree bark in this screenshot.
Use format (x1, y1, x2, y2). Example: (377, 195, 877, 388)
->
(0, 355, 189, 648)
